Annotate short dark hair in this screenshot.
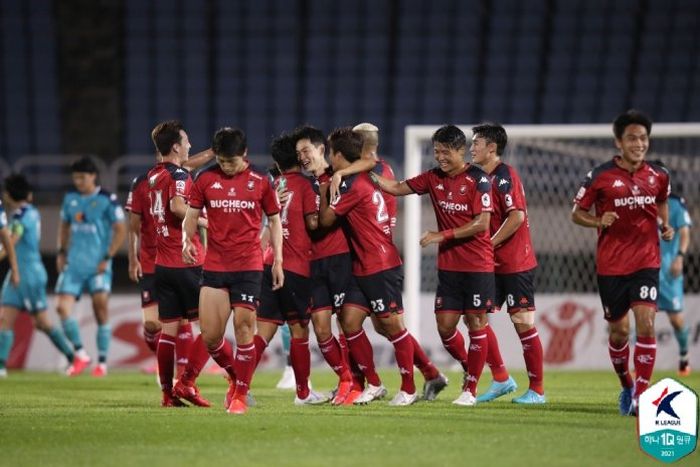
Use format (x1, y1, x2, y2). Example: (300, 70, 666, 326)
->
(3, 173, 32, 202)
(151, 120, 184, 155)
(613, 109, 652, 139)
(70, 156, 98, 174)
(212, 127, 247, 157)
(432, 125, 467, 150)
(294, 125, 326, 148)
(328, 127, 363, 163)
(472, 123, 508, 155)
(270, 132, 299, 171)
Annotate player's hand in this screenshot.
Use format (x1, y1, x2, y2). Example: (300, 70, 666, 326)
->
(599, 211, 619, 228)
(660, 223, 674, 241)
(128, 259, 142, 283)
(56, 253, 66, 273)
(277, 185, 290, 206)
(197, 217, 208, 229)
(97, 260, 109, 274)
(182, 238, 198, 264)
(10, 269, 20, 287)
(271, 261, 284, 291)
(329, 172, 343, 203)
(420, 231, 442, 248)
(670, 255, 683, 278)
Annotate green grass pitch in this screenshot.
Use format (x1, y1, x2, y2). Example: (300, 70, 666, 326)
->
(0, 370, 698, 466)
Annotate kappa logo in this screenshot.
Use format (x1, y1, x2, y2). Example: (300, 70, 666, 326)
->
(612, 179, 624, 188)
(479, 176, 489, 184)
(211, 182, 223, 190)
(436, 184, 445, 191)
(653, 387, 682, 419)
(498, 178, 508, 186)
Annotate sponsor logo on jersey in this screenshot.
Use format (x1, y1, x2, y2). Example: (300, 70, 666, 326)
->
(613, 179, 624, 188)
(613, 195, 656, 208)
(211, 182, 223, 190)
(438, 200, 470, 213)
(481, 193, 491, 208)
(209, 199, 256, 210)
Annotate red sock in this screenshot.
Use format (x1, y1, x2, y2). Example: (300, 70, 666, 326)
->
(634, 336, 657, 398)
(441, 329, 469, 372)
(233, 343, 256, 399)
(156, 334, 176, 392)
(175, 322, 193, 367)
(608, 339, 634, 388)
(338, 333, 350, 365)
(465, 329, 489, 395)
(143, 328, 160, 353)
(485, 324, 509, 382)
(518, 327, 544, 395)
(318, 336, 352, 381)
(341, 332, 365, 390)
(253, 335, 268, 368)
(290, 338, 311, 399)
(410, 334, 440, 380)
(208, 338, 237, 380)
(180, 334, 210, 385)
(346, 329, 381, 386)
(390, 330, 416, 394)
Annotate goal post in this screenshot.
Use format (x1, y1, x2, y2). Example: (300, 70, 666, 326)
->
(403, 123, 700, 341)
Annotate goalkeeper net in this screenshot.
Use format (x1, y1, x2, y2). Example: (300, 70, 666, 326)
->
(402, 124, 700, 334)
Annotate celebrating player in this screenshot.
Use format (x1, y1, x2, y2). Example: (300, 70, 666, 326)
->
(470, 123, 545, 404)
(572, 110, 673, 415)
(55, 157, 126, 377)
(184, 127, 283, 414)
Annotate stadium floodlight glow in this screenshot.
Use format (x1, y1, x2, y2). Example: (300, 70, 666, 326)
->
(403, 122, 700, 341)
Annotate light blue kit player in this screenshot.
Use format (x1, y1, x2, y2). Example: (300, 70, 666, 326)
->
(659, 191, 692, 376)
(0, 174, 75, 377)
(55, 157, 126, 377)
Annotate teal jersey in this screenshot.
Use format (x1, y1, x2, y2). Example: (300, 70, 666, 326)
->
(0, 201, 6, 228)
(9, 204, 46, 277)
(660, 195, 692, 278)
(60, 188, 125, 272)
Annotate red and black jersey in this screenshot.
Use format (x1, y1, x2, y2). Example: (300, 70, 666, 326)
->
(574, 156, 670, 275)
(190, 164, 279, 272)
(406, 164, 494, 273)
(330, 172, 402, 276)
(126, 172, 157, 274)
(147, 162, 203, 268)
(372, 159, 397, 228)
(262, 171, 315, 277)
(310, 169, 350, 260)
(489, 162, 537, 274)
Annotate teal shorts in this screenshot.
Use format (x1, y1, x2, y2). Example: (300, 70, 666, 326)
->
(2, 270, 48, 313)
(55, 265, 112, 298)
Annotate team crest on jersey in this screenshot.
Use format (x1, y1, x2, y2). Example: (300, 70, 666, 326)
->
(648, 175, 656, 185)
(148, 174, 159, 187)
(247, 180, 255, 191)
(227, 187, 236, 197)
(632, 185, 640, 195)
(459, 185, 467, 195)
(74, 212, 85, 222)
(435, 296, 443, 309)
(142, 290, 150, 302)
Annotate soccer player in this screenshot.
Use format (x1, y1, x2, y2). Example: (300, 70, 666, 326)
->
(253, 132, 333, 406)
(319, 127, 421, 406)
(184, 127, 283, 414)
(328, 123, 447, 400)
(654, 166, 692, 376)
(572, 110, 673, 415)
(371, 125, 494, 406)
(469, 123, 545, 404)
(55, 157, 127, 377)
(148, 120, 211, 407)
(1, 174, 65, 377)
(126, 150, 214, 375)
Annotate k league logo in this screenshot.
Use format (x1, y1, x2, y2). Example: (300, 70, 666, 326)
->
(638, 378, 697, 463)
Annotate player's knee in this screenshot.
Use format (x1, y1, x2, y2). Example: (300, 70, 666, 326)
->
(436, 322, 457, 339)
(143, 320, 161, 334)
(510, 311, 535, 328)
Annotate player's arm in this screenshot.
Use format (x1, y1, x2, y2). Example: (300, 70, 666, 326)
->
(182, 148, 215, 172)
(670, 225, 689, 278)
(98, 217, 127, 274)
(571, 205, 618, 229)
(0, 227, 20, 286)
(329, 152, 376, 202)
(127, 212, 142, 282)
(318, 183, 338, 228)
(657, 201, 674, 241)
(491, 209, 525, 248)
(267, 213, 284, 290)
(56, 220, 71, 273)
(370, 172, 414, 196)
(420, 212, 492, 247)
(182, 206, 201, 264)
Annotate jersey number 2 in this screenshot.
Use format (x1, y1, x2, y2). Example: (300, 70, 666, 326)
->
(372, 190, 389, 223)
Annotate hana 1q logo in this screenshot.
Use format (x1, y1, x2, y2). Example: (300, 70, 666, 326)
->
(638, 378, 698, 463)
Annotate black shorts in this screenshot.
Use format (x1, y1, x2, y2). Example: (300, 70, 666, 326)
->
(200, 270, 263, 311)
(494, 268, 536, 313)
(345, 266, 404, 317)
(155, 265, 202, 322)
(258, 266, 311, 325)
(140, 273, 157, 308)
(597, 268, 659, 322)
(434, 270, 494, 314)
(309, 253, 353, 314)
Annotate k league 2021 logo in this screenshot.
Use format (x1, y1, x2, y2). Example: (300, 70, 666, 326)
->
(638, 378, 698, 463)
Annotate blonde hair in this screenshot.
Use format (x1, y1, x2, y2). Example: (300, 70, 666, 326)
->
(353, 122, 379, 152)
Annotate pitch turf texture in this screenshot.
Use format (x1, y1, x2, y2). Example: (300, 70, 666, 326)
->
(1, 370, 697, 467)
